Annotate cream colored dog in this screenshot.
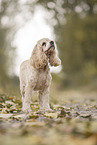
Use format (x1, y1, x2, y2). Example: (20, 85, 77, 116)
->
(20, 38, 61, 113)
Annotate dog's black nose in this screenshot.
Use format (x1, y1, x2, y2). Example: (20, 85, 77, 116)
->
(50, 41, 54, 45)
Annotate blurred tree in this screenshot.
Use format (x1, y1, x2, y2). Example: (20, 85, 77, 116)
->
(0, 0, 17, 74)
(53, 0, 97, 85)
(0, 0, 36, 93)
(0, 0, 24, 92)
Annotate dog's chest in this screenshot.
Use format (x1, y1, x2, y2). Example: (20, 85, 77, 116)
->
(35, 71, 49, 90)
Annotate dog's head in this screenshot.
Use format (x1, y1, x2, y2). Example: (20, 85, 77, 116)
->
(37, 38, 55, 57)
(30, 38, 61, 69)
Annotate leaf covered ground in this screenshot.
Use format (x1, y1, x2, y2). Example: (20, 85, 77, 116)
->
(0, 93, 97, 145)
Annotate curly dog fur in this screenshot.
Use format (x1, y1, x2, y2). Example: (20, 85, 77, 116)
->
(20, 38, 61, 113)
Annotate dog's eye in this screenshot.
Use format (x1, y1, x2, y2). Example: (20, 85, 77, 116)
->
(42, 42, 46, 46)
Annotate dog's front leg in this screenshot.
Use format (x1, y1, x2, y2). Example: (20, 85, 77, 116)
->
(22, 84, 33, 113)
(38, 87, 51, 112)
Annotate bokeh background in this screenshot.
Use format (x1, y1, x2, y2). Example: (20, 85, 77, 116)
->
(0, 0, 97, 103)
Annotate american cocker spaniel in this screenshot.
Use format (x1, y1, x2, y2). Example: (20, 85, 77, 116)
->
(20, 38, 61, 113)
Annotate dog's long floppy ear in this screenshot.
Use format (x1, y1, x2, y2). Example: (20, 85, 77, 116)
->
(49, 49, 61, 66)
(30, 44, 48, 69)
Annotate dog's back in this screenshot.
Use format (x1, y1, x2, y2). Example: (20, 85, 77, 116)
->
(20, 60, 29, 84)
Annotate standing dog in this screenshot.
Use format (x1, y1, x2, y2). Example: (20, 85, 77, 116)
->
(20, 38, 61, 113)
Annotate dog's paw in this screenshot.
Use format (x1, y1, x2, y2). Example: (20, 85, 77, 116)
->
(22, 107, 32, 114)
(38, 108, 54, 114)
(47, 108, 54, 113)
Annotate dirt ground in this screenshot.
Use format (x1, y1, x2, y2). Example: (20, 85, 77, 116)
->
(0, 90, 97, 145)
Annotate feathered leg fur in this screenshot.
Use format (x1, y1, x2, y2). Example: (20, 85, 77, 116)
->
(38, 87, 50, 112)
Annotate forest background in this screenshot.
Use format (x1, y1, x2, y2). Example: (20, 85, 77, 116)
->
(0, 0, 97, 103)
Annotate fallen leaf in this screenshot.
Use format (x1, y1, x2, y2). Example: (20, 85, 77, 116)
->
(14, 114, 26, 119)
(25, 122, 45, 127)
(5, 101, 15, 105)
(0, 113, 13, 119)
(80, 114, 91, 118)
(44, 112, 58, 118)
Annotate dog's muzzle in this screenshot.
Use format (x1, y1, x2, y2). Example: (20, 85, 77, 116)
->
(45, 45, 55, 56)
(45, 44, 55, 52)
